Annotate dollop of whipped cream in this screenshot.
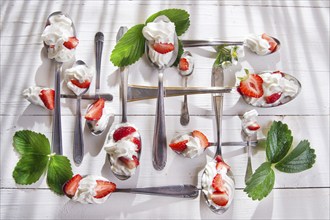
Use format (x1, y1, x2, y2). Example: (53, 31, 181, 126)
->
(104, 123, 140, 176)
(41, 14, 75, 62)
(201, 159, 235, 209)
(170, 133, 204, 158)
(244, 33, 271, 55)
(242, 109, 259, 135)
(72, 175, 110, 204)
(245, 72, 299, 107)
(64, 64, 94, 95)
(178, 53, 194, 76)
(142, 19, 176, 67)
(88, 101, 114, 133)
(22, 86, 49, 109)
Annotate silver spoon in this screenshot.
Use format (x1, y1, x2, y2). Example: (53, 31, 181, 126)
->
(61, 93, 113, 101)
(178, 51, 194, 126)
(145, 15, 179, 170)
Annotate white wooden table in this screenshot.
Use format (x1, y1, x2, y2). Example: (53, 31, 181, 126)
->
(1, 1, 329, 219)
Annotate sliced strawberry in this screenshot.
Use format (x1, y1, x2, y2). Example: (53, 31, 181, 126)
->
(63, 36, 79, 49)
(169, 140, 188, 152)
(70, 79, 91, 88)
(131, 137, 141, 152)
(179, 58, 189, 71)
(215, 155, 231, 171)
(153, 42, 175, 54)
(212, 174, 226, 192)
(265, 92, 282, 104)
(93, 180, 116, 199)
(239, 69, 264, 98)
(247, 122, 260, 131)
(192, 130, 209, 148)
(63, 174, 82, 198)
(211, 191, 229, 207)
(85, 98, 105, 121)
(272, 70, 285, 77)
(119, 155, 140, 169)
(215, 155, 224, 163)
(261, 33, 277, 52)
(39, 89, 55, 110)
(113, 126, 137, 142)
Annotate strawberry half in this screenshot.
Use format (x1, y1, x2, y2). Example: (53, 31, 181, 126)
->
(169, 140, 188, 152)
(63, 36, 79, 49)
(85, 98, 105, 121)
(113, 126, 137, 142)
(192, 130, 209, 148)
(39, 89, 55, 110)
(239, 69, 264, 98)
(70, 79, 91, 88)
(153, 43, 175, 54)
(119, 155, 140, 169)
(215, 155, 231, 171)
(179, 58, 189, 71)
(212, 174, 226, 192)
(211, 191, 229, 207)
(247, 122, 260, 131)
(93, 180, 116, 199)
(63, 174, 82, 198)
(131, 137, 141, 152)
(265, 92, 282, 104)
(261, 33, 277, 52)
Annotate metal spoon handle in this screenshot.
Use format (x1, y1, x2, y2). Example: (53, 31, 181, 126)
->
(116, 185, 199, 198)
(73, 98, 84, 164)
(245, 132, 257, 183)
(180, 77, 189, 126)
(182, 40, 244, 47)
(95, 32, 104, 94)
(120, 67, 128, 123)
(153, 70, 167, 170)
(61, 93, 113, 101)
(52, 62, 63, 155)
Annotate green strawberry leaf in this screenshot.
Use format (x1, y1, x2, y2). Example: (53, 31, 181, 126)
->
(275, 140, 316, 173)
(46, 155, 73, 195)
(244, 162, 275, 200)
(172, 39, 184, 67)
(13, 130, 50, 155)
(214, 45, 231, 67)
(145, 9, 190, 36)
(13, 154, 49, 185)
(266, 121, 293, 163)
(110, 24, 146, 67)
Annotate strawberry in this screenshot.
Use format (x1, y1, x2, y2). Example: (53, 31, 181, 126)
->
(63, 174, 82, 198)
(192, 130, 209, 148)
(63, 36, 79, 49)
(212, 174, 226, 192)
(211, 191, 229, 207)
(93, 180, 116, 199)
(215, 155, 230, 171)
(238, 69, 264, 98)
(39, 89, 55, 110)
(119, 155, 140, 169)
(131, 137, 141, 152)
(85, 98, 105, 121)
(153, 42, 175, 54)
(113, 126, 137, 142)
(261, 33, 277, 52)
(169, 140, 188, 152)
(272, 70, 285, 77)
(179, 58, 189, 71)
(247, 122, 260, 131)
(70, 79, 91, 88)
(265, 92, 282, 104)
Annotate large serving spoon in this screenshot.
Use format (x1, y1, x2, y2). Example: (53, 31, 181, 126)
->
(145, 15, 179, 170)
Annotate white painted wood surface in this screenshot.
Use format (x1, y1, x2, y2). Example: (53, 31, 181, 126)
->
(1, 1, 329, 219)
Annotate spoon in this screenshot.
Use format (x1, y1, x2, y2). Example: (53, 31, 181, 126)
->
(178, 51, 194, 126)
(201, 66, 235, 214)
(145, 15, 179, 170)
(61, 93, 113, 101)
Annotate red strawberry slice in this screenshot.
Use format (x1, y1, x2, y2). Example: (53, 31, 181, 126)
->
(113, 126, 137, 142)
(93, 180, 116, 199)
(212, 174, 226, 192)
(85, 98, 105, 121)
(63, 174, 82, 198)
(272, 70, 285, 77)
(265, 92, 282, 104)
(261, 33, 277, 52)
(119, 155, 140, 169)
(211, 191, 229, 207)
(39, 89, 55, 110)
(247, 122, 260, 131)
(153, 42, 175, 54)
(239, 69, 264, 98)
(70, 79, 91, 88)
(63, 36, 79, 49)
(169, 140, 188, 152)
(179, 58, 189, 71)
(131, 137, 141, 152)
(192, 130, 209, 148)
(216, 161, 231, 171)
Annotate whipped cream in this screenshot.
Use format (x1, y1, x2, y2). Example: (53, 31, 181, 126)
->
(64, 64, 94, 95)
(242, 109, 259, 135)
(201, 160, 235, 209)
(245, 72, 299, 107)
(104, 123, 140, 176)
(178, 54, 194, 76)
(72, 175, 110, 204)
(22, 86, 49, 109)
(88, 101, 114, 133)
(41, 14, 75, 62)
(244, 34, 271, 55)
(170, 133, 204, 158)
(142, 19, 176, 67)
